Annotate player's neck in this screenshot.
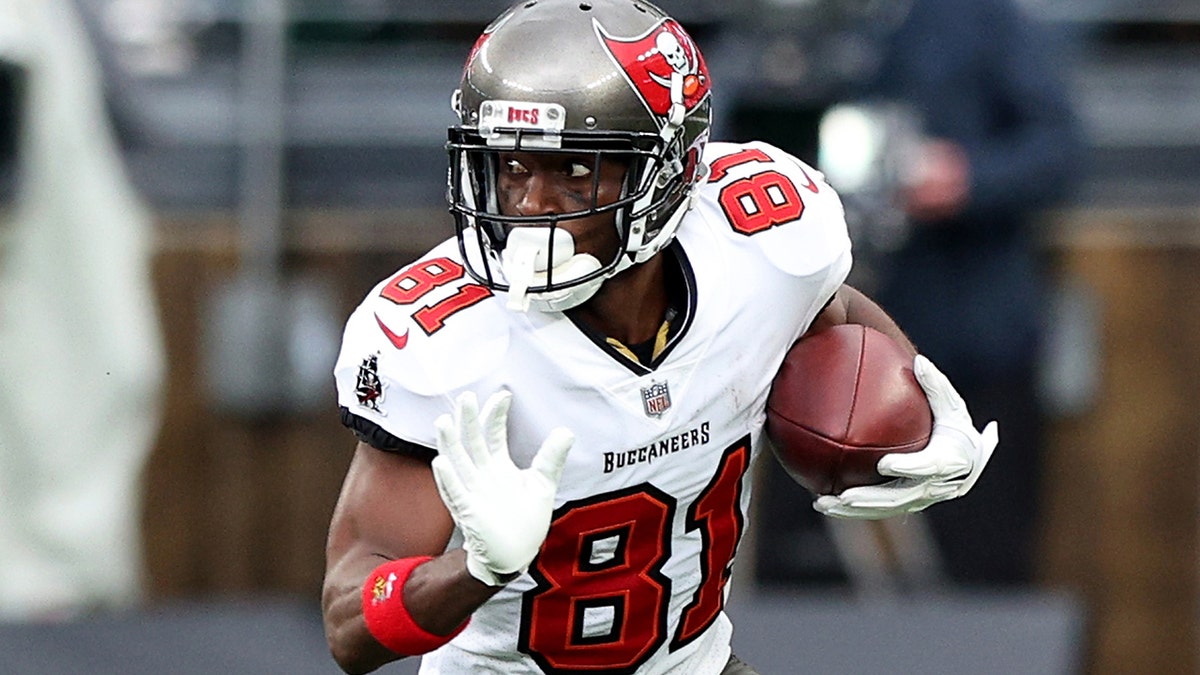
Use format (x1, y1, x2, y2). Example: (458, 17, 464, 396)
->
(569, 256, 667, 346)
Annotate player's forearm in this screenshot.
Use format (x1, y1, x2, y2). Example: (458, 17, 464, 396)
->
(404, 548, 502, 633)
(323, 549, 499, 673)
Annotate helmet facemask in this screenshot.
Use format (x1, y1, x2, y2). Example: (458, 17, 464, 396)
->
(448, 122, 692, 312)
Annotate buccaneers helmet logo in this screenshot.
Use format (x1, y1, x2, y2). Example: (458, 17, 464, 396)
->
(597, 19, 711, 120)
(462, 8, 517, 77)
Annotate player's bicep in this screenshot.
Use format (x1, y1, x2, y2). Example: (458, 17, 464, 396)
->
(326, 441, 454, 571)
(802, 285, 916, 355)
(802, 291, 844, 337)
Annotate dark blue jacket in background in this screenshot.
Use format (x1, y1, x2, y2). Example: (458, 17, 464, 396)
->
(863, 0, 1084, 381)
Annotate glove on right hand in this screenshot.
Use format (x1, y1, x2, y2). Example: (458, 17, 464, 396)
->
(431, 390, 574, 586)
(814, 355, 998, 519)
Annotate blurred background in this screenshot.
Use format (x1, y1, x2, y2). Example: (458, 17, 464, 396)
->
(1, 0, 1198, 673)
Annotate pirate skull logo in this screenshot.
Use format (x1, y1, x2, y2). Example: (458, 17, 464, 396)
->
(597, 18, 711, 121)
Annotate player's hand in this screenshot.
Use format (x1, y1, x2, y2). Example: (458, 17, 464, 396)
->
(431, 390, 574, 586)
(814, 355, 998, 520)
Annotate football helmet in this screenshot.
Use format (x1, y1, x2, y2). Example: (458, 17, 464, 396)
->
(447, 0, 712, 312)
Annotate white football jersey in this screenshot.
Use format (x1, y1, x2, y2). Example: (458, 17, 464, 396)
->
(333, 141, 852, 674)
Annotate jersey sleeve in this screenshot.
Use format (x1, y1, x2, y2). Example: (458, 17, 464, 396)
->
(332, 240, 510, 450)
(699, 140, 853, 316)
(339, 406, 438, 461)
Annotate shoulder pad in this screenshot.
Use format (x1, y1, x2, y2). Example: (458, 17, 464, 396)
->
(333, 240, 510, 443)
(696, 141, 852, 278)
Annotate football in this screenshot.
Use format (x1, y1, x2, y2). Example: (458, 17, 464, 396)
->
(766, 324, 933, 496)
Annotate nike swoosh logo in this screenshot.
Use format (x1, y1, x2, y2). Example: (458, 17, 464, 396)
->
(796, 165, 820, 194)
(375, 313, 409, 349)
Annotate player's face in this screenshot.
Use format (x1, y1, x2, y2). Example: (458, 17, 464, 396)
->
(496, 151, 628, 261)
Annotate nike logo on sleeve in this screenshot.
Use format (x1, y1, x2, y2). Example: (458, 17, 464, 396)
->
(374, 313, 409, 349)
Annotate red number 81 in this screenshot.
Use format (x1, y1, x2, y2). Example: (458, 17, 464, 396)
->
(719, 170, 806, 235)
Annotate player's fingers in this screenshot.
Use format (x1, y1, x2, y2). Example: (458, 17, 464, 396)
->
(815, 479, 953, 519)
(952, 420, 999, 496)
(431, 454, 470, 516)
(814, 484, 904, 517)
(436, 412, 480, 488)
(814, 494, 895, 520)
(831, 478, 930, 508)
(480, 390, 513, 460)
(878, 443, 971, 480)
(980, 420, 999, 458)
(454, 391, 491, 467)
(839, 480, 919, 504)
(531, 427, 575, 485)
(913, 355, 970, 426)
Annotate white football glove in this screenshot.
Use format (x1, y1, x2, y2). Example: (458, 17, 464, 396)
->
(814, 354, 998, 520)
(431, 390, 574, 586)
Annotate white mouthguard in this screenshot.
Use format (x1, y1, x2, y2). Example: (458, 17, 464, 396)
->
(500, 228, 603, 313)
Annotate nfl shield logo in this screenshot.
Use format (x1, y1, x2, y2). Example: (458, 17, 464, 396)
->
(641, 381, 672, 418)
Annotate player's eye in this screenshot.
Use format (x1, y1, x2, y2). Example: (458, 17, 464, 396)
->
(565, 161, 592, 178)
(503, 158, 528, 175)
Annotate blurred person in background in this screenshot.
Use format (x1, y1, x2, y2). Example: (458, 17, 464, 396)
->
(743, 0, 1082, 589)
(0, 0, 165, 618)
(857, 0, 1083, 587)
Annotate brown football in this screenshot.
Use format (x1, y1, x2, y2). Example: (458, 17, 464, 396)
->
(766, 324, 932, 496)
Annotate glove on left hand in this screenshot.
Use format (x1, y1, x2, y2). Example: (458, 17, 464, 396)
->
(815, 355, 998, 520)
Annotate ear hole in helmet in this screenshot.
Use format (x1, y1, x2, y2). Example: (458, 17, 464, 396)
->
(579, 2, 592, 11)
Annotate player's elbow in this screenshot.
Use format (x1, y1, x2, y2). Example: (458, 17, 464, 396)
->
(327, 639, 389, 675)
(328, 651, 361, 675)
(325, 616, 401, 674)
(326, 631, 364, 674)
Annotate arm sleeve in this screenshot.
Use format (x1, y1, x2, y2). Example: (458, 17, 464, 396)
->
(340, 407, 437, 463)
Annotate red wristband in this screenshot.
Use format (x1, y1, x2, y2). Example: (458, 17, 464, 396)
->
(362, 557, 469, 655)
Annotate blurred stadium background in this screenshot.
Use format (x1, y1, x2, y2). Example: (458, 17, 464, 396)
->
(3, 0, 1200, 672)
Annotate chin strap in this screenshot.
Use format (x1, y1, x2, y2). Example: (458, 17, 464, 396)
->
(617, 71, 692, 275)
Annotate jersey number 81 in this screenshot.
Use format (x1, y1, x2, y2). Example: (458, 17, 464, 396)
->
(518, 440, 749, 674)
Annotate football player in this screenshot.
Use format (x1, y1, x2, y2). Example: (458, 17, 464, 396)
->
(322, 1, 997, 673)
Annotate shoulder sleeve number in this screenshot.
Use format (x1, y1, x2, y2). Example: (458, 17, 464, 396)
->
(379, 257, 492, 335)
(709, 147, 820, 236)
(518, 440, 749, 674)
